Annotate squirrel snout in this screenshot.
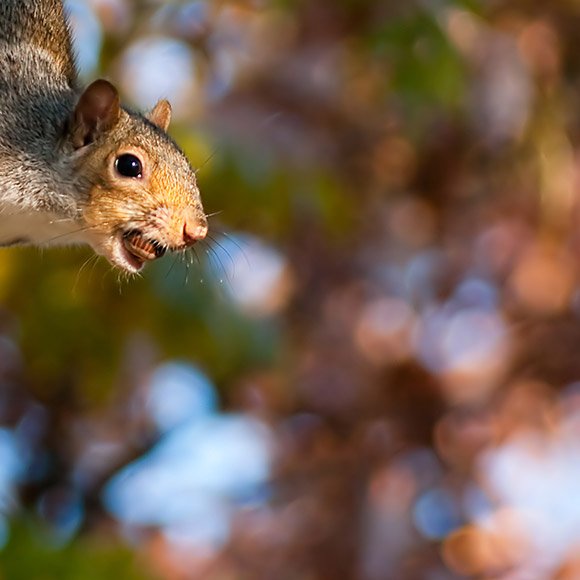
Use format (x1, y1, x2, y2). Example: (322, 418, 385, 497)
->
(183, 217, 208, 246)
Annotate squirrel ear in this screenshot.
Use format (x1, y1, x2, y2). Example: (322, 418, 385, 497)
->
(147, 99, 172, 132)
(70, 79, 120, 148)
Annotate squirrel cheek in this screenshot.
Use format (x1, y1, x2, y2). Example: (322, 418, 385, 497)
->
(82, 188, 123, 233)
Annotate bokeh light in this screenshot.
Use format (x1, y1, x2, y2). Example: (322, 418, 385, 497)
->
(4, 0, 580, 578)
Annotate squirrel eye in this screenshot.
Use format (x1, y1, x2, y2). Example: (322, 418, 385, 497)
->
(115, 154, 143, 178)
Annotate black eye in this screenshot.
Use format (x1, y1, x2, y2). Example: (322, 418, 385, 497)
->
(115, 154, 142, 178)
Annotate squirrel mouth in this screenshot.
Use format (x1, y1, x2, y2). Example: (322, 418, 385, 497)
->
(122, 230, 166, 264)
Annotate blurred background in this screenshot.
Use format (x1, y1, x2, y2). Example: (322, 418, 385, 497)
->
(3, 0, 580, 577)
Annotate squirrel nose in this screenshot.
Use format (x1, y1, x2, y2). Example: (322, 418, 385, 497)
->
(183, 218, 208, 246)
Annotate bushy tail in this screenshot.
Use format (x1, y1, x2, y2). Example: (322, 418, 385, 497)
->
(0, 0, 75, 85)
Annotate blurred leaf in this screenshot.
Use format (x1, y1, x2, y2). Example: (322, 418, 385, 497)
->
(0, 520, 156, 580)
(371, 8, 467, 111)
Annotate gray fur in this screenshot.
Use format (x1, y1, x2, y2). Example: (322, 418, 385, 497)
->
(0, 0, 83, 244)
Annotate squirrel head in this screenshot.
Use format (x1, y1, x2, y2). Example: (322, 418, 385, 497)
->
(67, 79, 208, 273)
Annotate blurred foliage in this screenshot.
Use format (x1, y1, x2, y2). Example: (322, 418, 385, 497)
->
(4, 0, 580, 578)
(1, 522, 152, 580)
(372, 10, 467, 110)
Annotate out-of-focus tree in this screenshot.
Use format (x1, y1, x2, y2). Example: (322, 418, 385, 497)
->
(2, 0, 580, 578)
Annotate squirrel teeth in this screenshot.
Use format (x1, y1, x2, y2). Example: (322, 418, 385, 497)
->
(123, 230, 166, 262)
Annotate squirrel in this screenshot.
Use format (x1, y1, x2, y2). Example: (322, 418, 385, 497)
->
(0, 0, 208, 273)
